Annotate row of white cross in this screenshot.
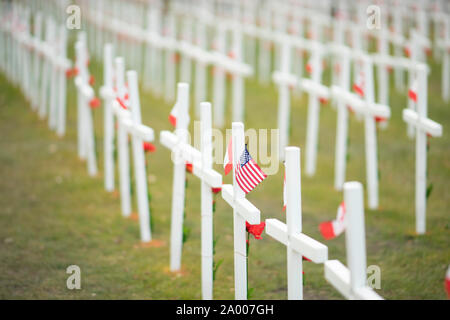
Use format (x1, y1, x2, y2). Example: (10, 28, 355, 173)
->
(0, 3, 71, 137)
(1, 0, 445, 300)
(73, 33, 384, 299)
(160, 83, 382, 300)
(77, 0, 253, 129)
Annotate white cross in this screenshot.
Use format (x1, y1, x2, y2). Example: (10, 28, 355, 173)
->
(329, 45, 351, 191)
(38, 17, 55, 121)
(54, 25, 70, 137)
(265, 147, 328, 300)
(48, 24, 70, 137)
(330, 54, 391, 209)
(402, 64, 443, 235)
(179, 16, 193, 84)
(325, 181, 383, 300)
(212, 23, 227, 128)
(436, 17, 450, 102)
(112, 57, 132, 218)
(74, 39, 98, 177)
(142, 8, 161, 92)
(194, 19, 208, 117)
(160, 83, 190, 272)
(115, 70, 154, 243)
(160, 85, 222, 299)
(164, 13, 176, 103)
(257, 3, 272, 85)
(302, 43, 329, 176)
(31, 12, 43, 112)
(198, 102, 222, 299)
(221, 122, 261, 300)
(100, 43, 116, 193)
(273, 40, 297, 161)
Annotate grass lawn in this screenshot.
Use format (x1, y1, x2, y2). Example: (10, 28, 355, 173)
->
(0, 48, 449, 300)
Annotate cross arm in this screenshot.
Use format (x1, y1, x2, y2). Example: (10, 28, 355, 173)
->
(290, 233, 328, 264)
(325, 260, 351, 299)
(272, 71, 298, 88)
(266, 218, 327, 263)
(210, 52, 253, 77)
(75, 77, 94, 100)
(121, 119, 155, 142)
(221, 184, 260, 224)
(192, 164, 222, 188)
(112, 100, 131, 120)
(330, 86, 391, 119)
(159, 130, 178, 151)
(159, 131, 222, 187)
(265, 218, 288, 246)
(54, 56, 71, 71)
(402, 109, 443, 137)
(299, 78, 330, 100)
(325, 260, 383, 300)
(353, 287, 383, 300)
(100, 86, 115, 101)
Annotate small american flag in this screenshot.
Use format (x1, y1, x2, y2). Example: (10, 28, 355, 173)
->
(235, 145, 267, 194)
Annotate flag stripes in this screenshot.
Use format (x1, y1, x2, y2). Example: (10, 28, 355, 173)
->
(235, 146, 267, 194)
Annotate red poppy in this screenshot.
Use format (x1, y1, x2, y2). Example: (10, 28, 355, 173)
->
(89, 75, 95, 86)
(89, 97, 101, 109)
(347, 105, 355, 114)
(211, 187, 222, 194)
(186, 162, 193, 173)
(116, 97, 127, 110)
(375, 116, 386, 123)
(172, 52, 181, 64)
(404, 47, 411, 57)
(143, 142, 156, 153)
(246, 221, 266, 240)
(319, 97, 328, 105)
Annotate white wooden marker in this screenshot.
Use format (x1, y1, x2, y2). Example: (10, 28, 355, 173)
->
(273, 40, 297, 161)
(31, 12, 43, 111)
(55, 25, 70, 137)
(324, 181, 383, 300)
(331, 46, 351, 191)
(303, 44, 328, 176)
(402, 64, 443, 234)
(195, 21, 207, 117)
(160, 83, 190, 271)
(199, 102, 222, 299)
(265, 147, 328, 300)
(74, 40, 98, 177)
(126, 70, 154, 242)
(221, 122, 261, 300)
(212, 24, 226, 128)
(164, 13, 176, 103)
(113, 57, 132, 218)
(330, 56, 391, 209)
(39, 18, 55, 120)
(160, 98, 222, 299)
(231, 29, 245, 123)
(100, 43, 116, 192)
(180, 16, 193, 84)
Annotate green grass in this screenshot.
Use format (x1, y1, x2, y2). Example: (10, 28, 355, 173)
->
(0, 49, 449, 300)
